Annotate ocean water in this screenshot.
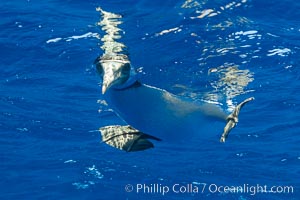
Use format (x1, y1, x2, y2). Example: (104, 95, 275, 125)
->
(1, 0, 299, 199)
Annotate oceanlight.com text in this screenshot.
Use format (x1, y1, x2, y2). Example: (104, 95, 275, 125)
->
(124, 183, 294, 196)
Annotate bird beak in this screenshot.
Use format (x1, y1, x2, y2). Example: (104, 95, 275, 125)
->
(102, 67, 115, 94)
(102, 85, 107, 94)
(102, 84, 108, 94)
(102, 78, 112, 94)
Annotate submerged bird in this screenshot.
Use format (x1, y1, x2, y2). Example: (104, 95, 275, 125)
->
(95, 8, 254, 152)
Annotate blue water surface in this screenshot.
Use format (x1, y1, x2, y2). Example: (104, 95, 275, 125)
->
(0, 0, 299, 199)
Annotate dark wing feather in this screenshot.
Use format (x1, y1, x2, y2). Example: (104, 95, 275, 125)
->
(100, 125, 161, 152)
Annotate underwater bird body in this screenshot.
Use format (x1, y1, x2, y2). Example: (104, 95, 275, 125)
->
(95, 7, 254, 152)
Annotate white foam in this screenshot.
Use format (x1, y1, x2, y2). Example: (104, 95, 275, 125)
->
(192, 9, 215, 19)
(189, 0, 248, 19)
(240, 45, 251, 48)
(16, 128, 28, 132)
(156, 27, 181, 36)
(68, 32, 99, 40)
(72, 182, 89, 189)
(46, 32, 100, 44)
(64, 160, 76, 164)
(235, 30, 258, 36)
(267, 48, 291, 57)
(243, 30, 258, 35)
(267, 33, 279, 37)
(85, 165, 104, 179)
(46, 37, 62, 43)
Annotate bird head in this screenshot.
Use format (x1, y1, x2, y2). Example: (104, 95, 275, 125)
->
(95, 55, 130, 94)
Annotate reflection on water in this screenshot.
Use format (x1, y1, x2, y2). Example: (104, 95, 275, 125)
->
(207, 64, 254, 111)
(96, 7, 126, 56)
(180, 0, 255, 110)
(182, 0, 249, 19)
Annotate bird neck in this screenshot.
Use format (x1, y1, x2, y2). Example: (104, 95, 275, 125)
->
(112, 68, 140, 91)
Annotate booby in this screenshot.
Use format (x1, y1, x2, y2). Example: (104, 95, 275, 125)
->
(95, 7, 254, 152)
